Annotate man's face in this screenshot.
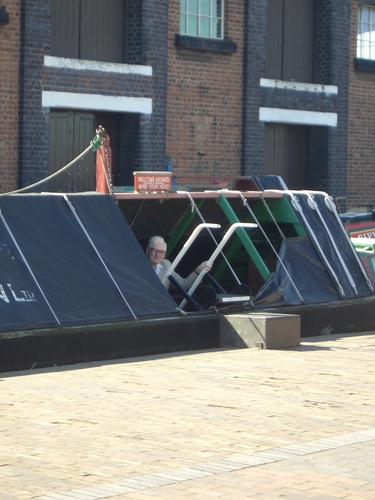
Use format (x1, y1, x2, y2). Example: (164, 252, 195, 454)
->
(146, 241, 167, 267)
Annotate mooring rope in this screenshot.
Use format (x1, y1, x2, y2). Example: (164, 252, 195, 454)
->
(0, 129, 103, 197)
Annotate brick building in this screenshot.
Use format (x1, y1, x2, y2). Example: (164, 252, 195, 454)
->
(0, 1, 375, 209)
(0, 1, 20, 193)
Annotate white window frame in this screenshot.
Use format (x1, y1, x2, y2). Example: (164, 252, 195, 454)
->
(180, 0, 224, 39)
(357, 5, 375, 59)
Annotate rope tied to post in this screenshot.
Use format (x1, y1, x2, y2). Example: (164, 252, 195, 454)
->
(0, 129, 105, 197)
(90, 128, 103, 151)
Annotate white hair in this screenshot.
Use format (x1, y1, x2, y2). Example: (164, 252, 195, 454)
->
(147, 235, 167, 249)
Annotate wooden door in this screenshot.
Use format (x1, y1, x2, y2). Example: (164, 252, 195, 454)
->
(49, 111, 95, 192)
(264, 124, 309, 190)
(51, 0, 125, 62)
(51, 0, 80, 58)
(266, 0, 315, 82)
(80, 0, 125, 62)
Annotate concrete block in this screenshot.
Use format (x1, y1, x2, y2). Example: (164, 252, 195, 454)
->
(219, 312, 300, 349)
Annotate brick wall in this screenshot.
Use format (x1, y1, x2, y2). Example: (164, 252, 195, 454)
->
(309, 0, 332, 193)
(242, 0, 267, 175)
(138, 0, 168, 173)
(347, 0, 375, 208)
(0, 1, 20, 193)
(166, 0, 244, 178)
(18, 0, 52, 188)
(325, 0, 351, 203)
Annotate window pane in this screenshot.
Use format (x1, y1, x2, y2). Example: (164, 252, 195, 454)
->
(180, 13, 186, 33)
(357, 6, 375, 59)
(200, 17, 210, 36)
(180, 0, 186, 12)
(188, 14, 198, 35)
(362, 7, 370, 24)
(201, 0, 210, 16)
(212, 18, 222, 38)
(213, 0, 222, 17)
(188, 0, 198, 15)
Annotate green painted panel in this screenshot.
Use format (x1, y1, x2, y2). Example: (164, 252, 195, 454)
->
(218, 195, 270, 281)
(252, 197, 306, 236)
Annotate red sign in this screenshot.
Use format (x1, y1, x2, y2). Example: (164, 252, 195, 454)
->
(133, 172, 172, 192)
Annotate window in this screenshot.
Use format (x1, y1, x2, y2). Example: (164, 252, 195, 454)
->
(180, 0, 223, 39)
(51, 0, 125, 63)
(357, 5, 375, 59)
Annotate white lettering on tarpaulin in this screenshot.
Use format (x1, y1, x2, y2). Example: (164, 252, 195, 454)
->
(0, 285, 10, 303)
(5, 283, 36, 302)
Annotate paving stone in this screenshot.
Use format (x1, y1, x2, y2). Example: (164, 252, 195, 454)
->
(2, 332, 375, 499)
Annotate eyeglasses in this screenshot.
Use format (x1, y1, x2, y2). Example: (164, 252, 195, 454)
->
(148, 247, 166, 256)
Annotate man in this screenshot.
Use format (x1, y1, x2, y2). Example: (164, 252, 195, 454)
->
(146, 235, 212, 290)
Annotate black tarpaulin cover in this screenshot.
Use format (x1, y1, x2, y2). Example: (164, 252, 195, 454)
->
(253, 236, 340, 307)
(289, 192, 373, 299)
(253, 190, 373, 307)
(250, 175, 288, 191)
(0, 193, 177, 332)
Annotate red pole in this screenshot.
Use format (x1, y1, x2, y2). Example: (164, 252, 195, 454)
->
(95, 126, 112, 194)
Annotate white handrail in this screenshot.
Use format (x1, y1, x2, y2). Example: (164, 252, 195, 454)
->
(179, 222, 257, 309)
(161, 223, 221, 286)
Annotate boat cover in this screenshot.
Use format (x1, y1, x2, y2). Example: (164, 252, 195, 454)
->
(253, 236, 340, 306)
(254, 191, 373, 307)
(0, 193, 178, 332)
(290, 192, 372, 298)
(250, 175, 288, 191)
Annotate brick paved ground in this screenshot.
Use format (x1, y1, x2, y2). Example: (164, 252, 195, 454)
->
(1, 331, 375, 499)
